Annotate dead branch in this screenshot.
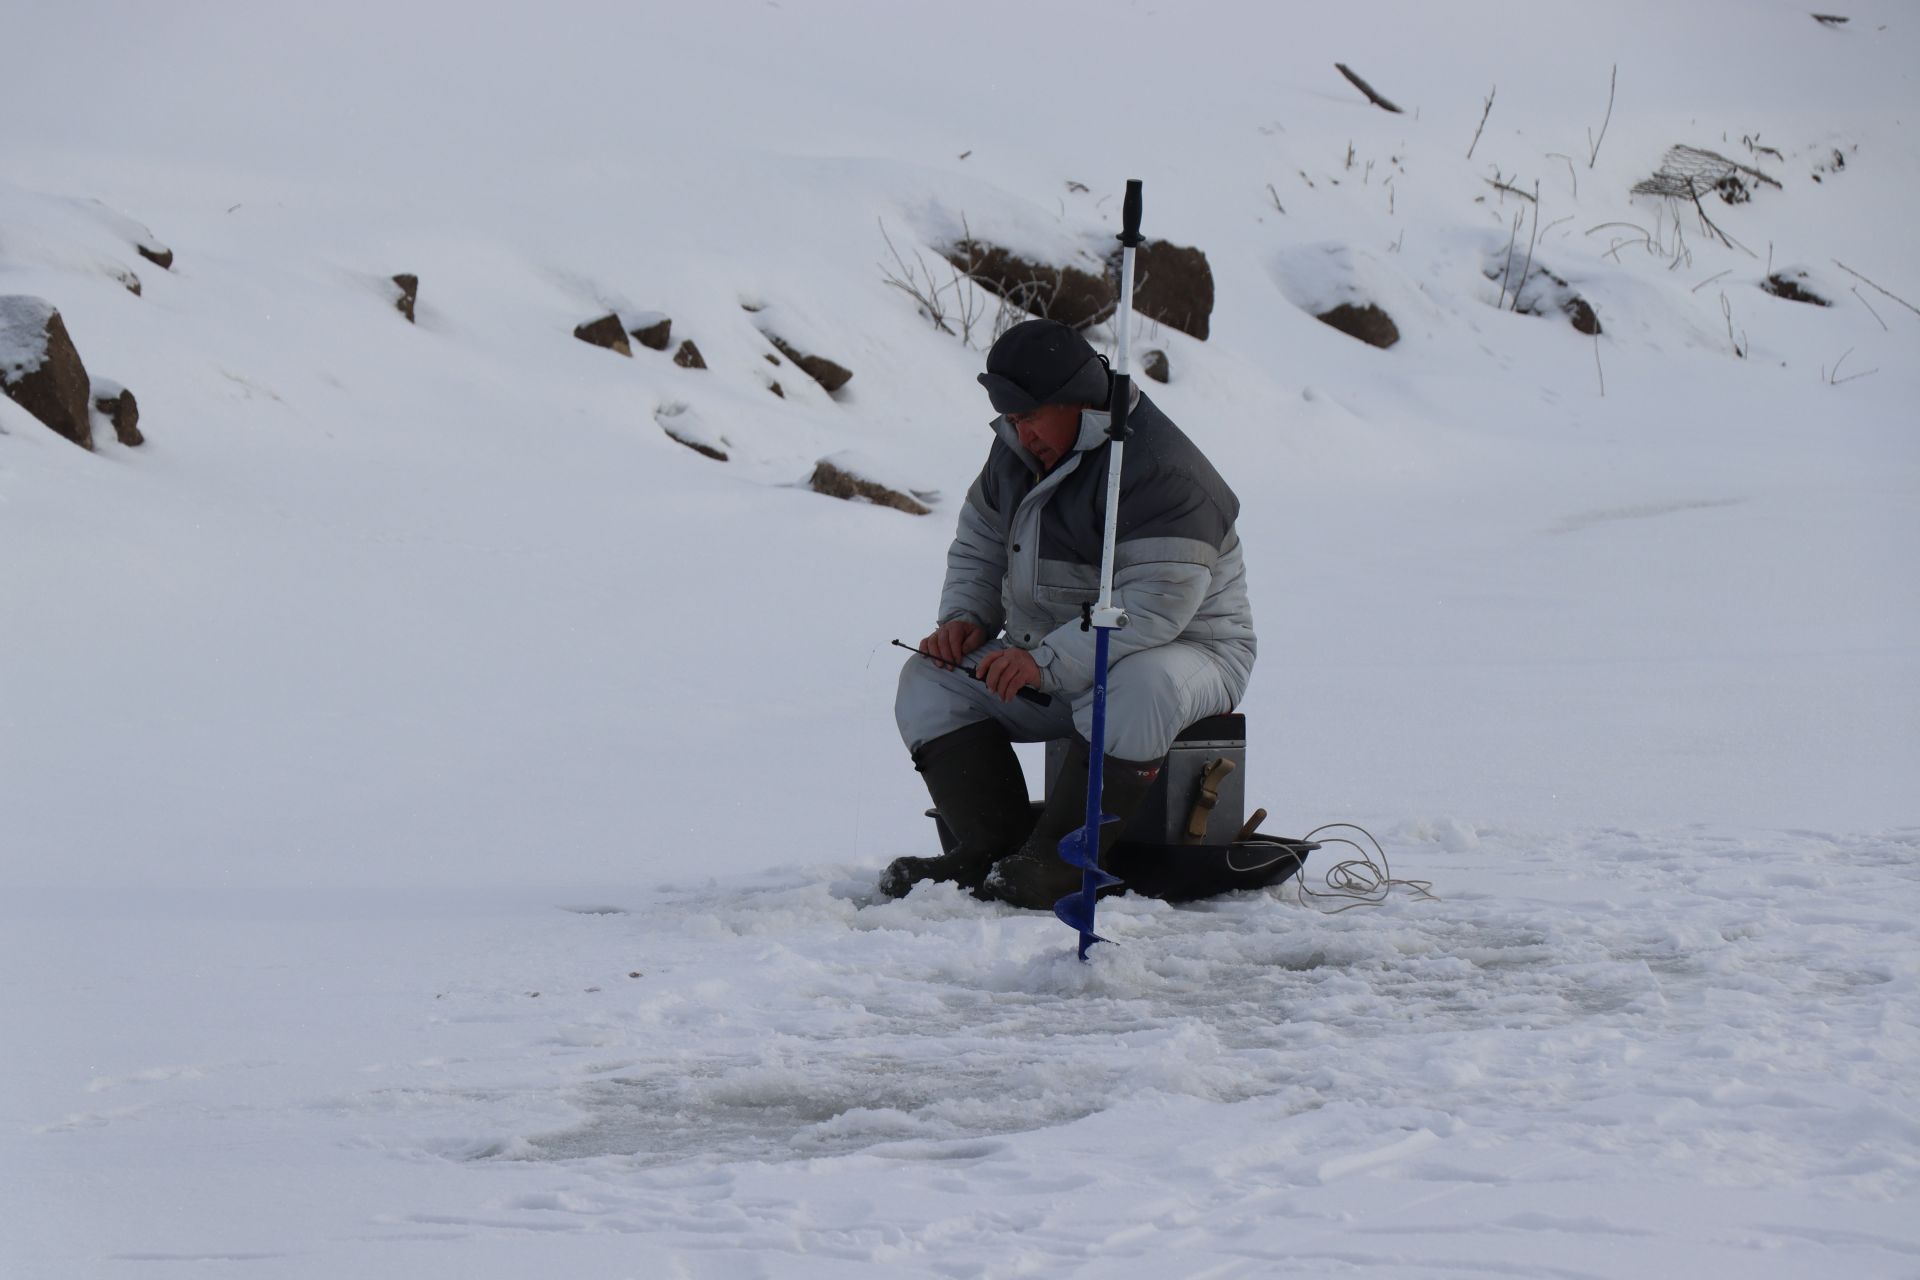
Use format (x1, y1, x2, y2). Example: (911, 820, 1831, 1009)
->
(1587, 64, 1617, 168)
(1812, 13, 1850, 26)
(1486, 176, 1538, 202)
(1585, 221, 1652, 239)
(1690, 268, 1732, 294)
(1586, 220, 1656, 263)
(1335, 63, 1403, 114)
(1685, 179, 1738, 251)
(1824, 348, 1878, 384)
(1668, 218, 1693, 271)
(1498, 208, 1524, 309)
(1832, 259, 1920, 318)
(1512, 182, 1543, 311)
(1593, 334, 1606, 397)
(1467, 87, 1495, 159)
(1852, 286, 1890, 331)
(949, 215, 984, 345)
(878, 218, 954, 336)
(1720, 293, 1747, 359)
(1266, 183, 1286, 214)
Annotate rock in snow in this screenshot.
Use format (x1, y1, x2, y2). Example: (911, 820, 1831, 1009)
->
(0, 296, 94, 449)
(1763, 267, 1832, 306)
(1114, 239, 1215, 340)
(654, 399, 727, 460)
(630, 313, 672, 351)
(809, 453, 930, 514)
(90, 377, 143, 447)
(573, 312, 632, 356)
(766, 333, 852, 393)
(391, 273, 418, 323)
(1316, 301, 1401, 349)
(947, 238, 1115, 330)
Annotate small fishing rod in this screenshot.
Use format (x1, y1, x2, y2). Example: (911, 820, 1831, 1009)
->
(890, 639, 1052, 706)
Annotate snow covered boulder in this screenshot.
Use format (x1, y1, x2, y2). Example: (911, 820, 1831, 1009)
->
(1272, 244, 1406, 350)
(573, 313, 632, 356)
(673, 339, 707, 369)
(392, 273, 418, 323)
(808, 452, 931, 515)
(766, 334, 852, 394)
(91, 378, 142, 447)
(1142, 349, 1170, 383)
(946, 238, 1115, 330)
(0, 183, 168, 299)
(654, 400, 726, 460)
(0, 297, 94, 450)
(1762, 268, 1831, 306)
(1112, 239, 1214, 340)
(1563, 294, 1601, 335)
(1316, 302, 1400, 349)
(1486, 261, 1602, 336)
(630, 313, 672, 351)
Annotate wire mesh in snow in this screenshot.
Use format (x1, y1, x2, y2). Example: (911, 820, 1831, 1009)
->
(1632, 145, 1782, 204)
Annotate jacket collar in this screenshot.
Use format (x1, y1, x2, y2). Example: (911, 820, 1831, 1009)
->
(1065, 379, 1143, 457)
(989, 383, 1144, 477)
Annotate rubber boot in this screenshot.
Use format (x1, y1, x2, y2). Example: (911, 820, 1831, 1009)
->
(975, 739, 1164, 910)
(878, 720, 1033, 898)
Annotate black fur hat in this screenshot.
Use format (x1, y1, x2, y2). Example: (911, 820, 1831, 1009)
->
(977, 319, 1109, 414)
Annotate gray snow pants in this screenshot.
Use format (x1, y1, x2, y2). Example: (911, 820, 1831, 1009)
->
(895, 638, 1251, 763)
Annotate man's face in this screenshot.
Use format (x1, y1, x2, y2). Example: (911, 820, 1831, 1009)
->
(1006, 403, 1083, 471)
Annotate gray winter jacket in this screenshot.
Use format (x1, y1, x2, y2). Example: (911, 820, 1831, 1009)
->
(937, 387, 1257, 698)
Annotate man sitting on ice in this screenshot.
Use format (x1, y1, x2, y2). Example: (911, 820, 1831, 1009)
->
(882, 319, 1257, 909)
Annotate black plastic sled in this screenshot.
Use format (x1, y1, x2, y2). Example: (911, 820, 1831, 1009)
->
(927, 714, 1317, 904)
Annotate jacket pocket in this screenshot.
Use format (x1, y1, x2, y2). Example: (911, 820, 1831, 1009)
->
(1034, 582, 1099, 607)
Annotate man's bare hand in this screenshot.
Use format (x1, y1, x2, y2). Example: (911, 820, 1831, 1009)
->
(975, 647, 1041, 702)
(921, 620, 986, 671)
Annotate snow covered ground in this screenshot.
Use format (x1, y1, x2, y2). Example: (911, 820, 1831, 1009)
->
(3, 1, 1917, 1276)
(9, 827, 1919, 1277)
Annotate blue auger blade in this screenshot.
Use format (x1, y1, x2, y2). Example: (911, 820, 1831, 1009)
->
(1056, 815, 1121, 870)
(1063, 888, 1109, 961)
(1084, 864, 1125, 893)
(1053, 891, 1109, 938)
(1054, 860, 1122, 947)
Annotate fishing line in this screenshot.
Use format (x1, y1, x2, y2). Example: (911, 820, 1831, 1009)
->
(1297, 823, 1436, 912)
(1228, 822, 1436, 912)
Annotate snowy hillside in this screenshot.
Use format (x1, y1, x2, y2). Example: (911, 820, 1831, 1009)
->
(4, 1, 1917, 1276)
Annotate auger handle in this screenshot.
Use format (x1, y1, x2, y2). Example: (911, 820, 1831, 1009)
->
(1120, 179, 1145, 248)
